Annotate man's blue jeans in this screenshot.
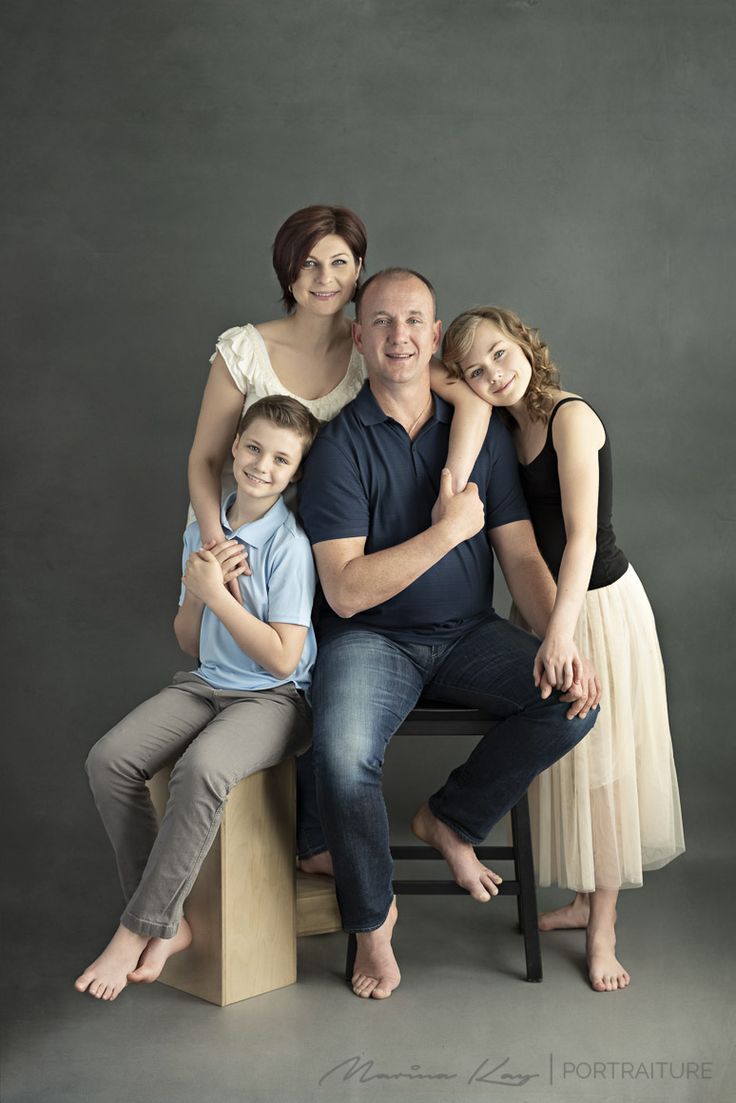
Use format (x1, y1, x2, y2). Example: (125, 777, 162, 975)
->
(300, 614, 598, 932)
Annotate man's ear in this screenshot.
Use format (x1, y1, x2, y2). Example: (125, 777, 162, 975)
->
(432, 319, 443, 354)
(352, 319, 363, 353)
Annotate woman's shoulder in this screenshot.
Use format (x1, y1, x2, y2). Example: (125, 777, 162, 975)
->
(210, 323, 273, 394)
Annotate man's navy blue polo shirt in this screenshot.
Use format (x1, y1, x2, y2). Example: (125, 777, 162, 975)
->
(299, 381, 530, 645)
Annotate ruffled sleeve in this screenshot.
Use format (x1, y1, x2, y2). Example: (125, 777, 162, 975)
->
(210, 324, 267, 396)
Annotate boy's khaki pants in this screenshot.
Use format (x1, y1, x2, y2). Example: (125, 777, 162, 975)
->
(86, 672, 310, 939)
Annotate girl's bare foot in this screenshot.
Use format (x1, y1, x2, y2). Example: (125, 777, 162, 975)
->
(352, 899, 401, 1000)
(587, 929, 630, 992)
(74, 924, 149, 1001)
(411, 803, 502, 901)
(297, 850, 335, 877)
(587, 888, 630, 992)
(127, 917, 193, 984)
(538, 892, 590, 931)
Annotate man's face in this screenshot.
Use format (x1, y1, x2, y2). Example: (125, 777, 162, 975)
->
(352, 275, 442, 387)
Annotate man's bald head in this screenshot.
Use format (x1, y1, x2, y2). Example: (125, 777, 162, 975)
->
(355, 268, 437, 321)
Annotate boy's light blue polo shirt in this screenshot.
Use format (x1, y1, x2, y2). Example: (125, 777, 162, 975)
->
(179, 494, 317, 692)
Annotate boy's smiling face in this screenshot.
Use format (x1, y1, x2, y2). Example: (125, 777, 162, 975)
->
(231, 417, 305, 510)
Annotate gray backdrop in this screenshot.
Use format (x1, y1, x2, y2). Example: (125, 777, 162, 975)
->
(2, 1, 734, 1097)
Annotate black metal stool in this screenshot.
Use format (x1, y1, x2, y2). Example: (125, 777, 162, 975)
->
(345, 700, 543, 983)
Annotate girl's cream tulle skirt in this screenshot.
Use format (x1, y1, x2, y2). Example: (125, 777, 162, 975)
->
(511, 565, 684, 892)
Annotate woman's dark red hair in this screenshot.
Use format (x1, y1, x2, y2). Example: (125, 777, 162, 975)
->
(272, 205, 367, 312)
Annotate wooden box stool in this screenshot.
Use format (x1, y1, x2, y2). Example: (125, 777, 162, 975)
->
(147, 757, 296, 1006)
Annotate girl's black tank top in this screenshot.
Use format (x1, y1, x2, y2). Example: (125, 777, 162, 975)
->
(517, 397, 628, 591)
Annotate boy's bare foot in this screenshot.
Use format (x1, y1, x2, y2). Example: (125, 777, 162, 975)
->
(74, 924, 149, 1001)
(538, 892, 590, 931)
(297, 850, 335, 877)
(591, 922, 631, 992)
(127, 917, 193, 984)
(352, 899, 401, 1000)
(411, 803, 502, 902)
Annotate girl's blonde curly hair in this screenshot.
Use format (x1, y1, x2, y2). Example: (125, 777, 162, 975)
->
(442, 306, 560, 424)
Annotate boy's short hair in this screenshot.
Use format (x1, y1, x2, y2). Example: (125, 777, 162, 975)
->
(236, 395, 321, 459)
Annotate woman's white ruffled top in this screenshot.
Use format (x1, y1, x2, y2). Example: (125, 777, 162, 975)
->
(211, 323, 366, 422)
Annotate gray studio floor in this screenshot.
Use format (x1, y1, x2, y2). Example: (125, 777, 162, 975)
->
(4, 844, 734, 1103)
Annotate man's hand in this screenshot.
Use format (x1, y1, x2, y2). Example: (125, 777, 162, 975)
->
(537, 653, 601, 719)
(431, 468, 485, 545)
(201, 537, 249, 602)
(559, 655, 602, 720)
(182, 549, 231, 606)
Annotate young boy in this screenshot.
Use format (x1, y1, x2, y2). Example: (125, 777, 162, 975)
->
(75, 395, 320, 1001)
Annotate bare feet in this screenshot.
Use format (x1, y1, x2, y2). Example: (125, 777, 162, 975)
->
(127, 917, 193, 984)
(411, 803, 502, 902)
(352, 899, 401, 1000)
(297, 850, 335, 877)
(74, 924, 149, 1001)
(538, 892, 590, 931)
(540, 889, 630, 991)
(587, 929, 630, 992)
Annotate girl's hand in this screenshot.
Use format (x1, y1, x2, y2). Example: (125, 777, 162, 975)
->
(182, 550, 230, 605)
(533, 633, 582, 693)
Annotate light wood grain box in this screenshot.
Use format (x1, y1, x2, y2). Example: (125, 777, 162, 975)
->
(147, 758, 296, 1006)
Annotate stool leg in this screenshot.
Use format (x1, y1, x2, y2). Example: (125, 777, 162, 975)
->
(511, 794, 543, 982)
(345, 932, 357, 982)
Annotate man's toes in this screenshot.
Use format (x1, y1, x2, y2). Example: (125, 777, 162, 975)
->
(480, 873, 499, 897)
(352, 973, 378, 998)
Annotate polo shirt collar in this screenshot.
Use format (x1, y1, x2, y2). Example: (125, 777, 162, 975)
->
(221, 493, 289, 548)
(354, 380, 453, 426)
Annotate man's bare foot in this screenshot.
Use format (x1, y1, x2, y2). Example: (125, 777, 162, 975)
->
(127, 917, 193, 984)
(538, 892, 590, 931)
(587, 927, 630, 992)
(74, 924, 149, 1001)
(297, 850, 334, 877)
(411, 803, 502, 902)
(352, 899, 401, 1000)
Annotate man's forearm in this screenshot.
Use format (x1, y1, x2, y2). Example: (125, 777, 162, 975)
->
(325, 523, 458, 619)
(504, 554, 557, 638)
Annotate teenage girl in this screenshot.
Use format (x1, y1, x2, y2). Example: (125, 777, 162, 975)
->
(442, 306, 684, 992)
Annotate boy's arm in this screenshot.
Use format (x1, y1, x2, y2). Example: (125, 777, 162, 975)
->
(174, 535, 247, 658)
(183, 546, 309, 680)
(174, 591, 205, 657)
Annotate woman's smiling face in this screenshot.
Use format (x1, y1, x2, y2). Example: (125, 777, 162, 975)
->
(458, 318, 532, 408)
(290, 234, 362, 316)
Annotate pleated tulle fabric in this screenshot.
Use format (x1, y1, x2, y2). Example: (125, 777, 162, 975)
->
(511, 565, 685, 891)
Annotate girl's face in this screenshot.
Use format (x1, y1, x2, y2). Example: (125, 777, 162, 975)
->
(291, 234, 362, 316)
(458, 319, 532, 409)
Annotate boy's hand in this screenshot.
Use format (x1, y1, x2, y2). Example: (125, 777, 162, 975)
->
(182, 550, 230, 605)
(201, 538, 249, 603)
